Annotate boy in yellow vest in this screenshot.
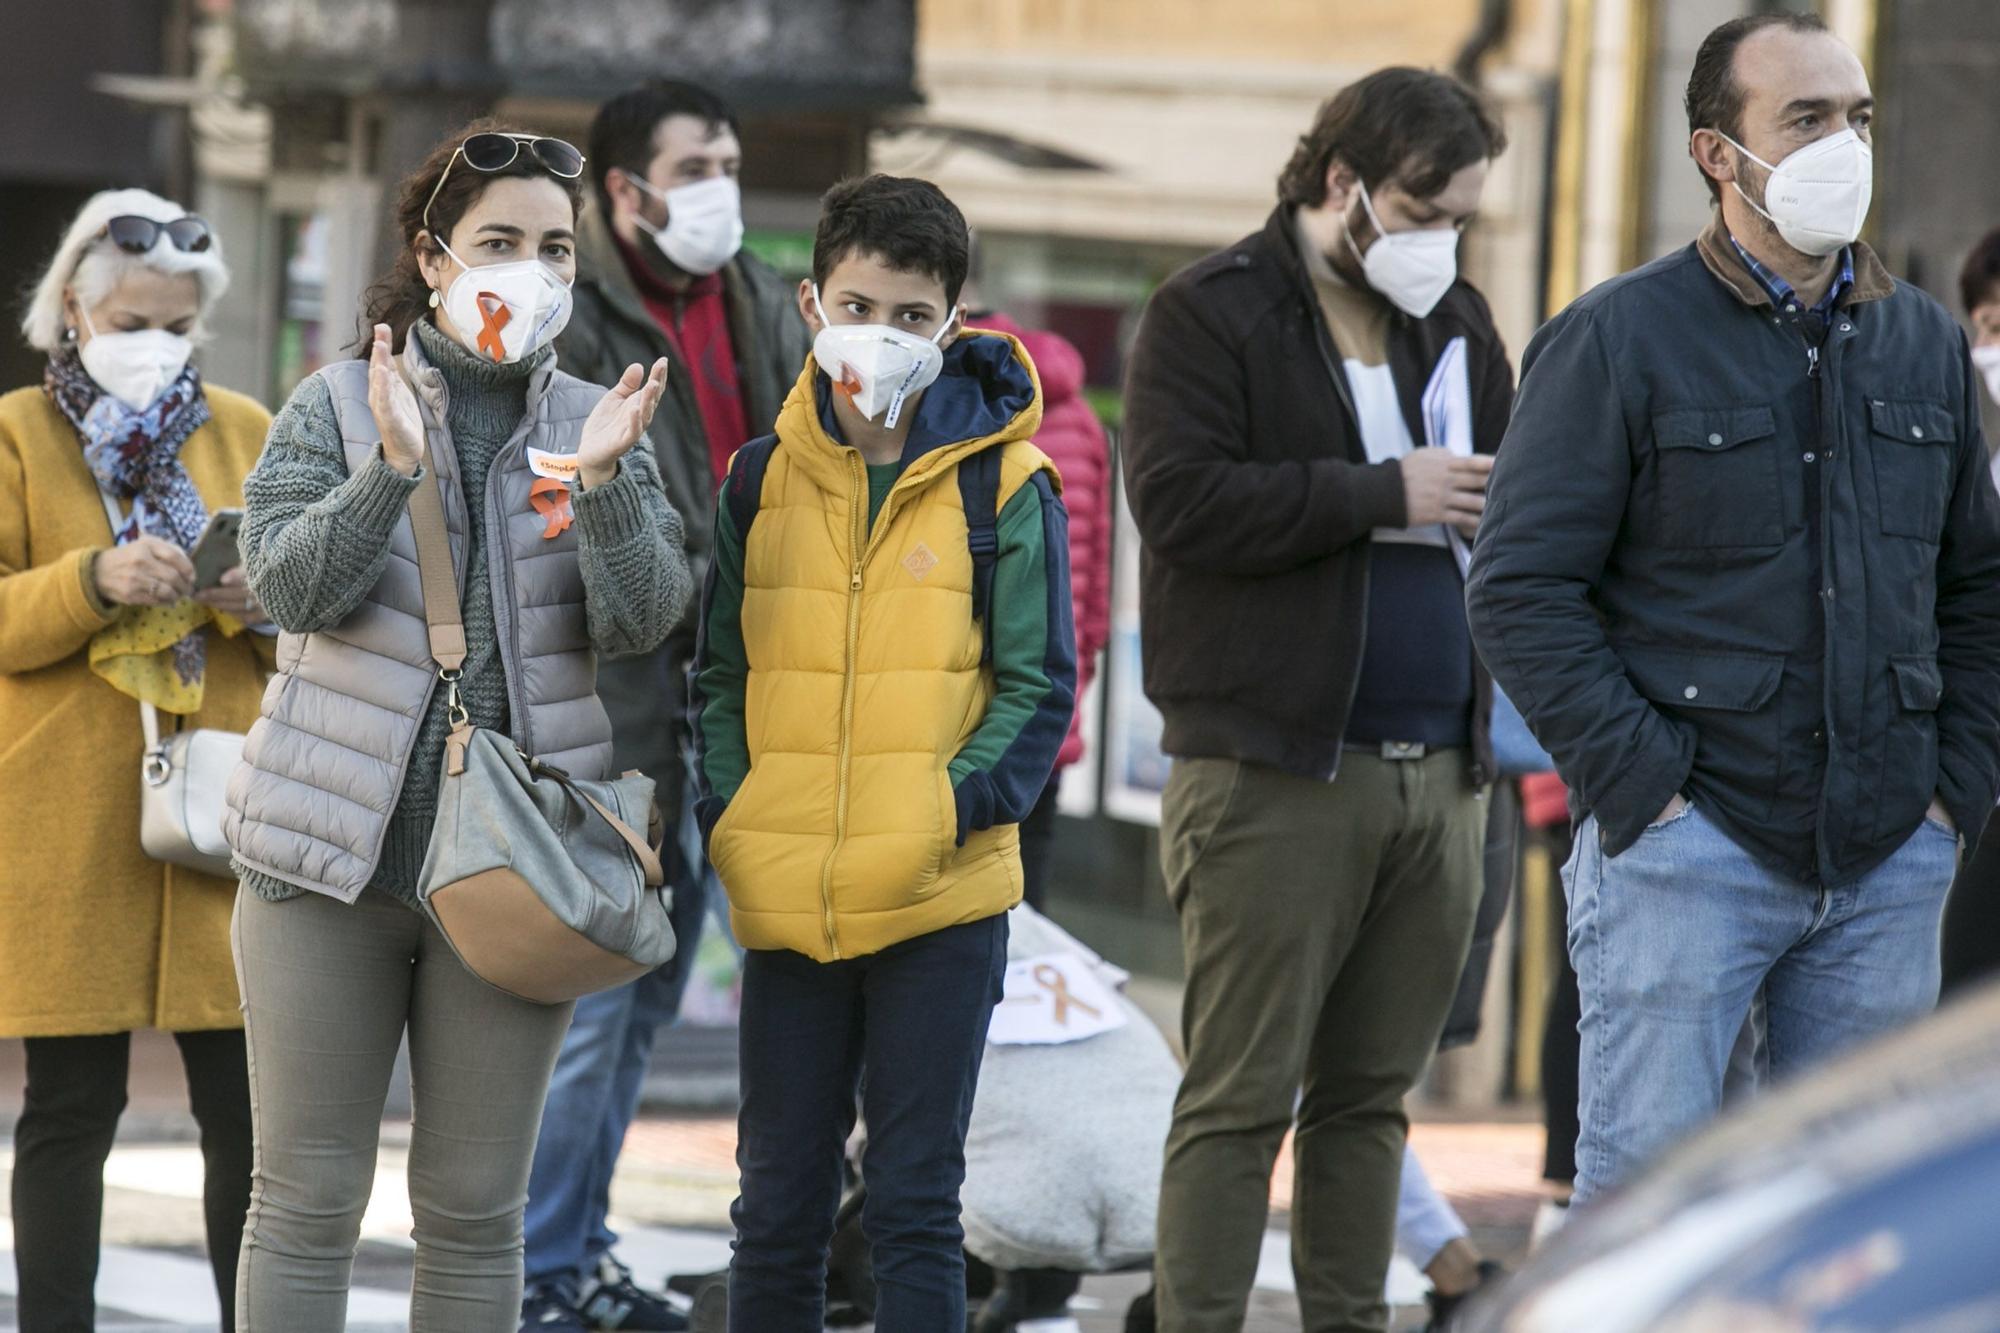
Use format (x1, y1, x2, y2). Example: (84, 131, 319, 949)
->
(690, 174, 1077, 1331)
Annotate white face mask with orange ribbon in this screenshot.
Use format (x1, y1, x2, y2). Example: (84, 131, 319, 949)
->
(434, 238, 574, 364)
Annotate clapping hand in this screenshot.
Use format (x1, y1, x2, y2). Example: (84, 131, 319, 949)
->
(367, 323, 427, 477)
(577, 359, 670, 489)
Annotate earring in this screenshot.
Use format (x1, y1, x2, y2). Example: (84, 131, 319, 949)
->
(428, 290, 441, 309)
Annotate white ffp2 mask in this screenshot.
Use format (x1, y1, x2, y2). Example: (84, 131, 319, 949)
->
(435, 239, 573, 363)
(1720, 128, 1873, 258)
(77, 309, 192, 412)
(1973, 344, 2000, 409)
(633, 173, 745, 277)
(1344, 181, 1460, 319)
(810, 286, 952, 429)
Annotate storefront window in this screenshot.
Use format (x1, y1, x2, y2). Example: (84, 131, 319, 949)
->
(272, 211, 329, 402)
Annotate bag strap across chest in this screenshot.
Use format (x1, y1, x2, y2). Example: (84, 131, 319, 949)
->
(403, 432, 663, 887)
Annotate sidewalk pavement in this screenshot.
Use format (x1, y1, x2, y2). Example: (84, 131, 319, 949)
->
(2, 1030, 1543, 1332)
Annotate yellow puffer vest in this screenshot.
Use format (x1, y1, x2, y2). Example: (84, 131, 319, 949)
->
(709, 332, 1055, 960)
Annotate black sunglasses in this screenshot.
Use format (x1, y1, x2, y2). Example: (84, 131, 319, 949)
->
(423, 133, 586, 232)
(103, 214, 213, 255)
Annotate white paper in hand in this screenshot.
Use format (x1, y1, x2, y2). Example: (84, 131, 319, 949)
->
(1424, 335, 1478, 574)
(987, 954, 1128, 1046)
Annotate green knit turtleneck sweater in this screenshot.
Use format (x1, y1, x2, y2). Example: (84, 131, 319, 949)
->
(237, 317, 690, 907)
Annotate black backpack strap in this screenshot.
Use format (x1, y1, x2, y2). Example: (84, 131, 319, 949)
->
(725, 435, 779, 541)
(958, 449, 1003, 665)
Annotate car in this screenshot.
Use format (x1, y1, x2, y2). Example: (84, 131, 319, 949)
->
(1459, 979, 2000, 1332)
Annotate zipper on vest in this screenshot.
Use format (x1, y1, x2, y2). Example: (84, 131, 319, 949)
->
(816, 452, 869, 959)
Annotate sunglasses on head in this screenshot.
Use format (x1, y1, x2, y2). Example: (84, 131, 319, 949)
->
(103, 214, 213, 255)
(423, 133, 586, 233)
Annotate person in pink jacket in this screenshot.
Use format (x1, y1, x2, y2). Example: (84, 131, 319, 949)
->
(966, 307, 1111, 910)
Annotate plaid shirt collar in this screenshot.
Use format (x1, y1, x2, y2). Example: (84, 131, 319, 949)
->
(1728, 235, 1855, 322)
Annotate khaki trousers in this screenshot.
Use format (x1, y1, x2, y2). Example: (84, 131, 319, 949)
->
(1154, 752, 1485, 1333)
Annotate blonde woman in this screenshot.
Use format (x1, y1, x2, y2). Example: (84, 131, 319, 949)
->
(2, 189, 272, 1331)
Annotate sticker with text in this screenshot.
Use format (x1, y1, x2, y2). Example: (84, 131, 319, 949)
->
(527, 447, 581, 484)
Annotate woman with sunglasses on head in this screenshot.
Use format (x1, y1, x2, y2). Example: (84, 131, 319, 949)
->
(2, 188, 269, 1332)
(225, 120, 690, 1330)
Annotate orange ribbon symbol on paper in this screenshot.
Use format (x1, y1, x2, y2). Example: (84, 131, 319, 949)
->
(529, 475, 574, 539)
(474, 293, 512, 361)
(1032, 964, 1103, 1026)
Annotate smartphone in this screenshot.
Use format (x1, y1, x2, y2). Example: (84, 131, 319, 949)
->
(190, 508, 245, 592)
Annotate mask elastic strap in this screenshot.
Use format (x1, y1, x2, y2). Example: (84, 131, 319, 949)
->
(811, 284, 832, 328)
(626, 171, 672, 240)
(1340, 179, 1385, 269)
(1711, 131, 1786, 234)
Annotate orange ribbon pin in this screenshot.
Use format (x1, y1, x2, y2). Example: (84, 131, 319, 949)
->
(474, 293, 512, 361)
(1032, 963, 1103, 1026)
(529, 475, 574, 539)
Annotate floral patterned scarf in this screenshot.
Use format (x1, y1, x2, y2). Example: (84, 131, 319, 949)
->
(45, 342, 213, 685)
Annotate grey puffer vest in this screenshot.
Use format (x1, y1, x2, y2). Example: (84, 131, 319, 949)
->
(223, 336, 615, 903)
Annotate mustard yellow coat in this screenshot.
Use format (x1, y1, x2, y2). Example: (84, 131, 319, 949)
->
(707, 345, 1054, 960)
(0, 383, 275, 1037)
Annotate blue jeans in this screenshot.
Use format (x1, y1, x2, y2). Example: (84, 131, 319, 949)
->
(1565, 802, 1955, 1203)
(727, 915, 1008, 1333)
(523, 864, 714, 1293)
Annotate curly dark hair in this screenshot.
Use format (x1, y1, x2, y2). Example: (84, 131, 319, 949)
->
(1277, 67, 1505, 208)
(357, 118, 585, 353)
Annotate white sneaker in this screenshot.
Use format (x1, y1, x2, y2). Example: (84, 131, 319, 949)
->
(1529, 1198, 1571, 1251)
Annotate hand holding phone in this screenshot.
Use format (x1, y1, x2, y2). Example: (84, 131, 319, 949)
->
(189, 508, 244, 592)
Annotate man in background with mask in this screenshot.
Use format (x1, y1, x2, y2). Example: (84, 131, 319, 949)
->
(1468, 13, 2000, 1207)
(523, 78, 809, 1333)
(1121, 67, 1512, 1332)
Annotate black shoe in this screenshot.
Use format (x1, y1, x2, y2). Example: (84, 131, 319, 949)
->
(973, 1268, 1086, 1331)
(1422, 1259, 1505, 1331)
(1124, 1284, 1156, 1333)
(578, 1254, 691, 1331)
(521, 1286, 588, 1333)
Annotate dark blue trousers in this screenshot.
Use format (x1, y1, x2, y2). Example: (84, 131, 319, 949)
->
(727, 914, 1008, 1333)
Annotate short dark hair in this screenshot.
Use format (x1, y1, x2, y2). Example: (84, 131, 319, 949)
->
(811, 175, 970, 308)
(1685, 13, 1830, 202)
(1277, 67, 1506, 208)
(587, 79, 741, 218)
(1961, 227, 2000, 316)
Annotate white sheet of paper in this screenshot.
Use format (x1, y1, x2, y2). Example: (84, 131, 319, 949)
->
(987, 954, 1129, 1046)
(1422, 335, 1478, 575)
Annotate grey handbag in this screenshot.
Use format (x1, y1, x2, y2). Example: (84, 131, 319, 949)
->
(139, 700, 244, 879)
(404, 442, 676, 1005)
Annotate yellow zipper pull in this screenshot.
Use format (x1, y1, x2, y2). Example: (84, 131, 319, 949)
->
(851, 565, 863, 591)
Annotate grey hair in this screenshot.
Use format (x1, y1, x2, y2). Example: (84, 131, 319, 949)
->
(19, 188, 230, 352)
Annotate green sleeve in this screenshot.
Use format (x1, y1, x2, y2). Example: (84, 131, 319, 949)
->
(691, 491, 751, 817)
(948, 473, 1078, 835)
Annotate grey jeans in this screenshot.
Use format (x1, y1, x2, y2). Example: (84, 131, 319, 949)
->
(231, 887, 574, 1331)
